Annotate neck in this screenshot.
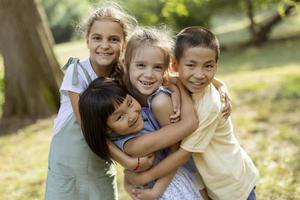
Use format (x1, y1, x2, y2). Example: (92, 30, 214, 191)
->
(131, 87, 148, 107)
(90, 58, 113, 77)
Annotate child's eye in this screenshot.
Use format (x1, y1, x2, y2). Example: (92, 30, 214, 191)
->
(92, 36, 101, 41)
(110, 37, 120, 43)
(116, 114, 124, 121)
(128, 98, 133, 107)
(186, 64, 195, 69)
(205, 65, 213, 70)
(136, 64, 145, 68)
(154, 66, 164, 71)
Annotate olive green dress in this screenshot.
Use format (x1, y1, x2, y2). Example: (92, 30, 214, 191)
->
(45, 58, 117, 200)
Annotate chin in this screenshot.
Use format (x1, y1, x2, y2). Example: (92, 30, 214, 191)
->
(138, 89, 154, 96)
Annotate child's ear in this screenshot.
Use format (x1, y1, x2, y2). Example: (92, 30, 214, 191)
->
(169, 57, 178, 73)
(86, 38, 89, 48)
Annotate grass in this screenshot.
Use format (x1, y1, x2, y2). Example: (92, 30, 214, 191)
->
(0, 12, 300, 200)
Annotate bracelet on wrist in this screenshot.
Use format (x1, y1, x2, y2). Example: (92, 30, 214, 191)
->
(133, 157, 140, 171)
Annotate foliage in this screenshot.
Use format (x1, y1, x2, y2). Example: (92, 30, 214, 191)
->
(39, 0, 90, 43)
(1, 22, 300, 199)
(1, 3, 299, 199)
(38, 0, 300, 44)
(119, 0, 230, 31)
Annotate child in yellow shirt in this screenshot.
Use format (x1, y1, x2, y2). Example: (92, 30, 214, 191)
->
(125, 26, 259, 200)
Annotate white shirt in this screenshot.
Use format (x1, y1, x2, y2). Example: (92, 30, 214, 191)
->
(53, 58, 97, 136)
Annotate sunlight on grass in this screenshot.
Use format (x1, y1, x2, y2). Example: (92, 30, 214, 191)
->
(0, 118, 53, 200)
(1, 11, 300, 200)
(54, 40, 88, 65)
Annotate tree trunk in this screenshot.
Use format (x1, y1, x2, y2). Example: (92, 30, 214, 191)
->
(0, 0, 62, 131)
(247, 0, 300, 46)
(255, 3, 296, 44)
(246, 0, 259, 45)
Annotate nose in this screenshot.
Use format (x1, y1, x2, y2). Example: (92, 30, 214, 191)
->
(194, 68, 205, 79)
(143, 67, 154, 78)
(128, 108, 137, 122)
(100, 39, 109, 49)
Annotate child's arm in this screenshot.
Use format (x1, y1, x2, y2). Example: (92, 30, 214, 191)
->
(130, 91, 180, 199)
(162, 82, 181, 122)
(130, 171, 177, 200)
(212, 78, 231, 118)
(108, 141, 154, 172)
(125, 148, 191, 186)
(71, 90, 155, 171)
(123, 82, 198, 157)
(68, 91, 81, 123)
(200, 188, 211, 200)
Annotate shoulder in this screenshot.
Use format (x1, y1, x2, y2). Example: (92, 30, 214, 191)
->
(151, 92, 173, 112)
(194, 84, 222, 117)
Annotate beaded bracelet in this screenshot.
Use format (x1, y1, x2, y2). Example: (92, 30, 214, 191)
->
(133, 157, 140, 171)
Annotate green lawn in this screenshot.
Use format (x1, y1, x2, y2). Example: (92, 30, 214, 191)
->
(0, 13, 300, 200)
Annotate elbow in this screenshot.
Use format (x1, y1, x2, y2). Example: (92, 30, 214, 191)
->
(189, 117, 199, 132)
(179, 151, 192, 166)
(125, 144, 148, 157)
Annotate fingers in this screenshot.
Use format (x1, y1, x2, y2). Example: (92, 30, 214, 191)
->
(221, 94, 232, 119)
(131, 188, 142, 200)
(170, 92, 181, 115)
(169, 110, 181, 123)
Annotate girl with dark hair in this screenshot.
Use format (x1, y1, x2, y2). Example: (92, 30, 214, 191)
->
(45, 3, 144, 200)
(79, 77, 203, 200)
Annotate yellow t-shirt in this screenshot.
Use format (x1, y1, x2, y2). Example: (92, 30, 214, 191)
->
(181, 84, 259, 200)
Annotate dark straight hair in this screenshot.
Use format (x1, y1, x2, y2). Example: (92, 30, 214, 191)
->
(174, 26, 220, 62)
(79, 77, 127, 162)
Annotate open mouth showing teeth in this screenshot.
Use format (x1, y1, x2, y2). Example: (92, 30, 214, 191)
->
(139, 80, 154, 86)
(191, 82, 205, 86)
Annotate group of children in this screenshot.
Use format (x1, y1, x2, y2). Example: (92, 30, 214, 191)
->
(45, 2, 259, 200)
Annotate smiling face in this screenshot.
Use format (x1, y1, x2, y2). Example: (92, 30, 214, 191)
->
(177, 46, 217, 94)
(87, 20, 124, 75)
(106, 95, 144, 135)
(128, 45, 166, 96)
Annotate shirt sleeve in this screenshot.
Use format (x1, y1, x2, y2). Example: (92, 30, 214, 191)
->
(60, 64, 88, 95)
(112, 134, 139, 152)
(181, 110, 220, 152)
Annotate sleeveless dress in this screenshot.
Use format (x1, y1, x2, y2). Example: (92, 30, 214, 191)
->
(45, 58, 117, 200)
(112, 86, 203, 200)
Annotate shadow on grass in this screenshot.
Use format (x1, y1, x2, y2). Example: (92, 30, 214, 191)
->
(0, 117, 40, 136)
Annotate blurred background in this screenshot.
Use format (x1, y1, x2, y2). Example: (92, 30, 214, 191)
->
(0, 0, 299, 199)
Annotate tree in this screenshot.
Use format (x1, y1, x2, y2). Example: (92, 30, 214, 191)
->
(40, 0, 90, 43)
(0, 0, 62, 132)
(245, 0, 300, 46)
(120, 0, 218, 32)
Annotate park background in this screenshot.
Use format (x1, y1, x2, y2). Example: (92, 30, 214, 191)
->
(0, 0, 299, 199)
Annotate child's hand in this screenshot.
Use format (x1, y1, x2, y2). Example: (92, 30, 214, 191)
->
(170, 90, 181, 123)
(131, 188, 161, 200)
(124, 169, 150, 186)
(200, 188, 211, 200)
(218, 85, 232, 119)
(136, 154, 155, 172)
(124, 178, 138, 200)
(163, 79, 181, 123)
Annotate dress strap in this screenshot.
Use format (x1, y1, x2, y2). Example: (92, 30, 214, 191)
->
(62, 57, 92, 86)
(147, 86, 172, 111)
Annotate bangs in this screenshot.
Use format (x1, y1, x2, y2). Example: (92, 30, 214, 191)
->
(95, 85, 127, 120)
